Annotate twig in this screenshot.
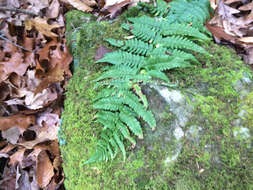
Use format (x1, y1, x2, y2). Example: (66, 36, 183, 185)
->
(0, 33, 32, 52)
(0, 6, 37, 16)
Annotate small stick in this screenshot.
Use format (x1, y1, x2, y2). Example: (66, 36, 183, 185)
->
(0, 33, 32, 52)
(0, 6, 37, 16)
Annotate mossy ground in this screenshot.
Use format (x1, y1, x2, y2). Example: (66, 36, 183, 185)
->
(61, 10, 253, 190)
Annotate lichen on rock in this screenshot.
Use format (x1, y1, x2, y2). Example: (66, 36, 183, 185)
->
(61, 9, 253, 190)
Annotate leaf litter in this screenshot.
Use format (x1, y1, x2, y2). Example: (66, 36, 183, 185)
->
(0, 0, 73, 189)
(207, 0, 253, 65)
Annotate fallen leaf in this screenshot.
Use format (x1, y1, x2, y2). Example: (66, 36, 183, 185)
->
(0, 144, 15, 154)
(238, 37, 253, 44)
(46, 0, 60, 18)
(18, 123, 59, 149)
(35, 65, 64, 94)
(16, 166, 32, 190)
(36, 151, 54, 188)
(103, 0, 131, 18)
(24, 88, 58, 110)
(95, 46, 112, 61)
(66, 0, 94, 12)
(206, 23, 237, 43)
(26, 0, 49, 14)
(224, 0, 241, 4)
(2, 127, 21, 144)
(0, 165, 17, 190)
(0, 114, 35, 132)
(25, 17, 61, 37)
(37, 112, 60, 128)
(0, 52, 28, 83)
(9, 148, 26, 166)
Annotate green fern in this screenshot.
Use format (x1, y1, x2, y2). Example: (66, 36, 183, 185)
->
(85, 0, 212, 164)
(106, 38, 154, 56)
(96, 51, 145, 68)
(138, 0, 169, 17)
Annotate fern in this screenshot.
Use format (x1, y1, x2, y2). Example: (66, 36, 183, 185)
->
(97, 50, 145, 68)
(138, 0, 169, 17)
(160, 36, 208, 54)
(106, 38, 154, 56)
(85, 0, 212, 164)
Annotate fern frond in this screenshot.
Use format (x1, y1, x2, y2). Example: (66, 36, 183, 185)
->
(93, 97, 124, 111)
(138, 0, 169, 17)
(168, 49, 199, 63)
(133, 84, 148, 109)
(165, 0, 210, 32)
(121, 91, 156, 130)
(160, 36, 208, 54)
(127, 23, 162, 43)
(146, 70, 170, 82)
(119, 111, 143, 139)
(117, 120, 136, 145)
(128, 16, 164, 30)
(95, 66, 138, 81)
(106, 38, 154, 56)
(144, 56, 192, 72)
(96, 50, 145, 68)
(161, 23, 209, 41)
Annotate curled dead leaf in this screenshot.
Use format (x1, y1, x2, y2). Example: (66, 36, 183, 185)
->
(36, 151, 54, 188)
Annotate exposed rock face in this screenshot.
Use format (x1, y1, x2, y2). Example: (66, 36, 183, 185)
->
(61, 10, 253, 190)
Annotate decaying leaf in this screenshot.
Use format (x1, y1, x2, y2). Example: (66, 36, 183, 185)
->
(0, 0, 75, 189)
(0, 114, 35, 132)
(2, 127, 21, 144)
(9, 147, 26, 166)
(0, 52, 29, 83)
(66, 0, 95, 12)
(25, 17, 61, 37)
(36, 151, 54, 188)
(208, 0, 253, 64)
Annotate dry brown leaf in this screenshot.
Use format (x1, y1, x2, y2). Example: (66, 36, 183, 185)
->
(9, 147, 26, 166)
(36, 151, 54, 188)
(0, 144, 15, 154)
(26, 0, 49, 14)
(95, 46, 112, 61)
(0, 114, 35, 132)
(25, 17, 61, 37)
(238, 1, 253, 11)
(46, 0, 60, 18)
(22, 88, 58, 110)
(18, 122, 59, 149)
(0, 82, 11, 100)
(239, 37, 253, 44)
(2, 127, 21, 144)
(0, 165, 17, 190)
(35, 65, 64, 94)
(224, 0, 242, 4)
(0, 52, 29, 83)
(67, 0, 94, 12)
(103, 0, 131, 18)
(49, 41, 73, 77)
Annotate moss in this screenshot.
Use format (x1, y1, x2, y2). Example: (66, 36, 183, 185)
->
(61, 10, 253, 190)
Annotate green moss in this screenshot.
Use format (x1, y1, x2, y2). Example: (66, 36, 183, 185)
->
(61, 10, 253, 190)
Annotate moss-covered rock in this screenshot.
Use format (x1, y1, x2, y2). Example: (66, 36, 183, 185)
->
(61, 10, 253, 190)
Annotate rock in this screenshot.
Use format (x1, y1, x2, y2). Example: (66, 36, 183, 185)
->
(61, 11, 253, 189)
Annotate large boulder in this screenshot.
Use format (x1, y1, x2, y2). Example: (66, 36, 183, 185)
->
(60, 10, 253, 190)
